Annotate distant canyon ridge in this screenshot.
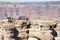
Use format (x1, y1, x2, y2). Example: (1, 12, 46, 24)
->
(0, 2, 60, 19)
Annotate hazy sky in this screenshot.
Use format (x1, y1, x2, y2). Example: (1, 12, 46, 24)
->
(0, 0, 60, 2)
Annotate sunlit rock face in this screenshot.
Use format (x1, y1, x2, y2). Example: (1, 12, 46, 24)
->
(0, 19, 59, 40)
(28, 37, 38, 40)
